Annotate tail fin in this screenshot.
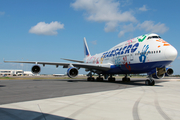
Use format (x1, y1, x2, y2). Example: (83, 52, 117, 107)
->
(84, 37, 91, 57)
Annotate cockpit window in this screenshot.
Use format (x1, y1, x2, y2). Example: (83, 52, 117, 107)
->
(147, 36, 161, 40)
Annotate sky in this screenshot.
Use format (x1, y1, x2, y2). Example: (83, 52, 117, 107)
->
(0, 0, 180, 75)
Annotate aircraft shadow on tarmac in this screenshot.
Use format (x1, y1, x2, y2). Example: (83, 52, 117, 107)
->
(0, 107, 74, 120)
(32, 79, 166, 87)
(66, 79, 164, 87)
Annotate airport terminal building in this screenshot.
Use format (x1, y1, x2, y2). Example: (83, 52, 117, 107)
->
(0, 69, 33, 76)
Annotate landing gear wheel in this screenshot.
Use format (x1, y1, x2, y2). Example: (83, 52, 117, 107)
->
(145, 80, 150, 85)
(108, 77, 115, 82)
(122, 77, 130, 82)
(145, 80, 155, 86)
(87, 77, 95, 81)
(150, 80, 155, 86)
(122, 78, 125, 82)
(96, 77, 103, 81)
(127, 78, 130, 82)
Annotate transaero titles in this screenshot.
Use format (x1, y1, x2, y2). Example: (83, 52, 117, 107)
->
(102, 43, 139, 58)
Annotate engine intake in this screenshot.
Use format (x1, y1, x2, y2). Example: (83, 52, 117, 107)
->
(31, 65, 41, 74)
(165, 68, 174, 76)
(67, 67, 78, 78)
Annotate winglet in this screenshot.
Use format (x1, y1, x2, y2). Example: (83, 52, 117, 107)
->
(84, 37, 91, 57)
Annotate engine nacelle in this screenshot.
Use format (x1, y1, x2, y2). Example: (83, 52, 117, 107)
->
(165, 68, 174, 76)
(152, 73, 165, 79)
(31, 65, 41, 74)
(67, 67, 79, 78)
(148, 67, 166, 79)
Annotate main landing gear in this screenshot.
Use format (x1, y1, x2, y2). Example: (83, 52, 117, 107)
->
(96, 74, 104, 81)
(145, 75, 155, 86)
(87, 72, 115, 82)
(87, 71, 95, 81)
(108, 75, 116, 82)
(87, 72, 104, 81)
(87, 77, 95, 81)
(122, 74, 130, 82)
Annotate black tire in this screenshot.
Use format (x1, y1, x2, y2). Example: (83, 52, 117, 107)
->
(145, 80, 150, 85)
(100, 77, 104, 81)
(150, 80, 155, 86)
(122, 78, 125, 82)
(108, 77, 115, 82)
(96, 77, 103, 81)
(112, 77, 115, 82)
(127, 78, 130, 82)
(87, 77, 94, 81)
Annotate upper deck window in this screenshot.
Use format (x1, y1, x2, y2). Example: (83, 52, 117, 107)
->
(147, 36, 161, 40)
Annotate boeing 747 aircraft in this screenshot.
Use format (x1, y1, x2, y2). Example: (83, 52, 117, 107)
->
(4, 33, 178, 85)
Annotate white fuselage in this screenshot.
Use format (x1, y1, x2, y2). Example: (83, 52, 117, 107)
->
(84, 34, 177, 74)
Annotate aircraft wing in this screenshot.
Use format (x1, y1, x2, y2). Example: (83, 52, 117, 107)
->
(4, 60, 111, 71)
(61, 58, 84, 63)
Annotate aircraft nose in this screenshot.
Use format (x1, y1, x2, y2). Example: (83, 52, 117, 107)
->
(164, 46, 178, 61)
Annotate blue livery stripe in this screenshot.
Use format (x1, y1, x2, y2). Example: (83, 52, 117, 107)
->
(103, 61, 172, 74)
(84, 42, 89, 56)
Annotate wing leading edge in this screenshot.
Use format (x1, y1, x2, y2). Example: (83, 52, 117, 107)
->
(4, 60, 111, 71)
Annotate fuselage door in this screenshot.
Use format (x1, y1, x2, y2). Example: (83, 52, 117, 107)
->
(130, 53, 133, 61)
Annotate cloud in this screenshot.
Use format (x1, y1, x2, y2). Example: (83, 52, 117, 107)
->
(118, 23, 135, 37)
(91, 40, 97, 45)
(138, 21, 169, 34)
(118, 21, 168, 37)
(104, 21, 118, 32)
(71, 0, 137, 32)
(71, 0, 168, 37)
(0, 11, 5, 16)
(139, 5, 147, 11)
(29, 21, 64, 35)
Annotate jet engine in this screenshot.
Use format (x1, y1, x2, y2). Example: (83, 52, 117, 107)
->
(149, 67, 166, 79)
(31, 65, 41, 74)
(149, 67, 174, 79)
(67, 67, 78, 78)
(165, 68, 174, 76)
(152, 72, 165, 79)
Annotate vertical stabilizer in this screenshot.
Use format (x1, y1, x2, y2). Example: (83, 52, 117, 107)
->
(84, 37, 91, 57)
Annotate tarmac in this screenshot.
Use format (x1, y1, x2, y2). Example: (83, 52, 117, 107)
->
(0, 78, 180, 120)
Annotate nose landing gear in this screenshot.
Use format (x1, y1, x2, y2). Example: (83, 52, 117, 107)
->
(145, 75, 155, 86)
